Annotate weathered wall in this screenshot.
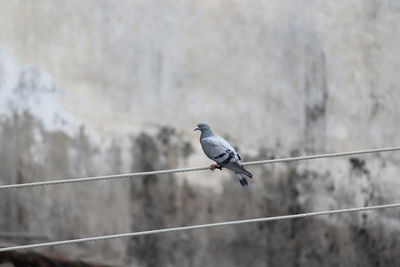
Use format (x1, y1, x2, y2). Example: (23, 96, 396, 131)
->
(1, 0, 400, 266)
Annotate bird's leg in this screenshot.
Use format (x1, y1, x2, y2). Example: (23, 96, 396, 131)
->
(210, 163, 222, 171)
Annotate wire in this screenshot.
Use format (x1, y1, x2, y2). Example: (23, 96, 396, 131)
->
(0, 146, 399, 190)
(0, 202, 399, 252)
(242, 146, 400, 166)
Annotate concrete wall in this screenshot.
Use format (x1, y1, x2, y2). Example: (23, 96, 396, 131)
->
(1, 0, 400, 266)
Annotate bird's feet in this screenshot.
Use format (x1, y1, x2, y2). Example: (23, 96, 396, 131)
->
(209, 164, 222, 171)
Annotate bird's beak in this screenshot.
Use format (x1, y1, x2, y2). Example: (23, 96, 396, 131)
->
(194, 127, 199, 131)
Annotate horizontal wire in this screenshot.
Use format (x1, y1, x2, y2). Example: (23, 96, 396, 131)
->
(0, 202, 399, 252)
(0, 146, 399, 190)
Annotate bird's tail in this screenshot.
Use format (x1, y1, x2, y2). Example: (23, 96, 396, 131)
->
(235, 172, 249, 187)
(237, 165, 253, 179)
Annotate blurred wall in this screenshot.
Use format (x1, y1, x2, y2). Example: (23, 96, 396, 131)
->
(1, 0, 400, 266)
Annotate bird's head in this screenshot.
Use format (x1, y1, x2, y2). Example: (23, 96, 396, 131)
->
(194, 122, 212, 133)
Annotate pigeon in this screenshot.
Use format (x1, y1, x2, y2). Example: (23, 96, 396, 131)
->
(194, 122, 253, 187)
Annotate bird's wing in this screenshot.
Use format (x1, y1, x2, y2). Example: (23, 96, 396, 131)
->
(201, 136, 239, 164)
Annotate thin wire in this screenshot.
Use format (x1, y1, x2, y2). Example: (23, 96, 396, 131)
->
(0, 202, 399, 252)
(242, 146, 400, 166)
(0, 146, 399, 190)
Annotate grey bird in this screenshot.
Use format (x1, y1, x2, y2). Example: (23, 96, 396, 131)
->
(194, 122, 253, 187)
